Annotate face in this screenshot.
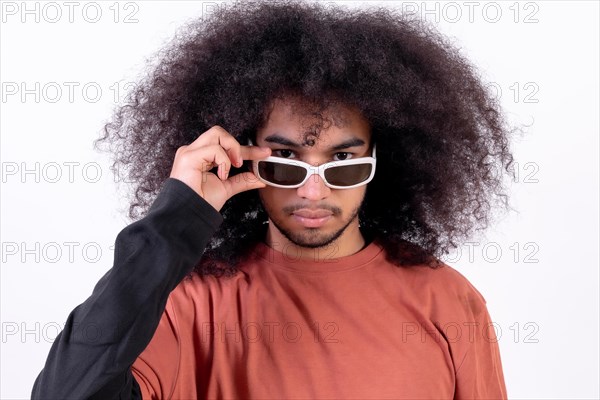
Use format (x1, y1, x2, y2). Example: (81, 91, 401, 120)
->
(255, 98, 372, 253)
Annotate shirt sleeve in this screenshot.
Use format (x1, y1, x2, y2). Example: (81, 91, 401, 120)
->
(31, 178, 223, 399)
(453, 301, 508, 400)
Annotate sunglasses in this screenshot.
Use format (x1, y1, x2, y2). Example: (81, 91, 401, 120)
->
(248, 139, 377, 189)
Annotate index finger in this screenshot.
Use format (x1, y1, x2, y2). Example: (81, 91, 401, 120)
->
(240, 145, 271, 161)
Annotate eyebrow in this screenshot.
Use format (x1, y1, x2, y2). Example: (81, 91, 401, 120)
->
(263, 134, 366, 151)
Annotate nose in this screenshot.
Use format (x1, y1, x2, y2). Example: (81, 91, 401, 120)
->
(296, 172, 331, 200)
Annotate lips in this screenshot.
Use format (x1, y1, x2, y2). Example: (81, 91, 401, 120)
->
(291, 209, 333, 228)
(292, 209, 333, 219)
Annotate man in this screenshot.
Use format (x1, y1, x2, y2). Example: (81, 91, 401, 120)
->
(32, 1, 512, 398)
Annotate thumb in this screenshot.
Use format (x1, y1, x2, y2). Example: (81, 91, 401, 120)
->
(225, 171, 267, 197)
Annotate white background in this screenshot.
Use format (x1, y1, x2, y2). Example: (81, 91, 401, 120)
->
(1, 0, 598, 398)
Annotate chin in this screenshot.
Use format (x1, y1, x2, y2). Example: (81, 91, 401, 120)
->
(274, 217, 350, 249)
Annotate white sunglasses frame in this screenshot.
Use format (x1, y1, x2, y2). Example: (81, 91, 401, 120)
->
(248, 139, 377, 189)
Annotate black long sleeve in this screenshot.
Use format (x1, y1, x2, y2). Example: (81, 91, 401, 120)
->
(31, 178, 223, 399)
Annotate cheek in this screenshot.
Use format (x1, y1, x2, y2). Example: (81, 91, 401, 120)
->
(257, 187, 283, 212)
(343, 187, 367, 206)
(338, 188, 368, 216)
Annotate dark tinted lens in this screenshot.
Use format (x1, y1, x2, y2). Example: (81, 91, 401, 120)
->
(324, 164, 372, 186)
(258, 161, 307, 186)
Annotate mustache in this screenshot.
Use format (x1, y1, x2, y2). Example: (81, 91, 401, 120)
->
(282, 204, 342, 216)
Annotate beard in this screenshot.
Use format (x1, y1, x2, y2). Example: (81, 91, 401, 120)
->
(266, 200, 364, 249)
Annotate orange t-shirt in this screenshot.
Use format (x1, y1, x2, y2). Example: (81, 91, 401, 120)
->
(132, 239, 507, 399)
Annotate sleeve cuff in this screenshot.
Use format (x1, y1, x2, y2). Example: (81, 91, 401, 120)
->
(148, 178, 224, 231)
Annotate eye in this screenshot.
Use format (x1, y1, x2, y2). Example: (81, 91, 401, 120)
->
(333, 152, 352, 161)
(272, 149, 296, 159)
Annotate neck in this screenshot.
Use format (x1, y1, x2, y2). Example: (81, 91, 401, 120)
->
(264, 220, 366, 262)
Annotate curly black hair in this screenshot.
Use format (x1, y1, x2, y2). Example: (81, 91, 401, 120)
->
(95, 0, 515, 276)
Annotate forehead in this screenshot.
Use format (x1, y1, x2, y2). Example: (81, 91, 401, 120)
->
(256, 97, 371, 147)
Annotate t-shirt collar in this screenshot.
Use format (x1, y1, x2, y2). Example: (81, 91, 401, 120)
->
(249, 238, 385, 273)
